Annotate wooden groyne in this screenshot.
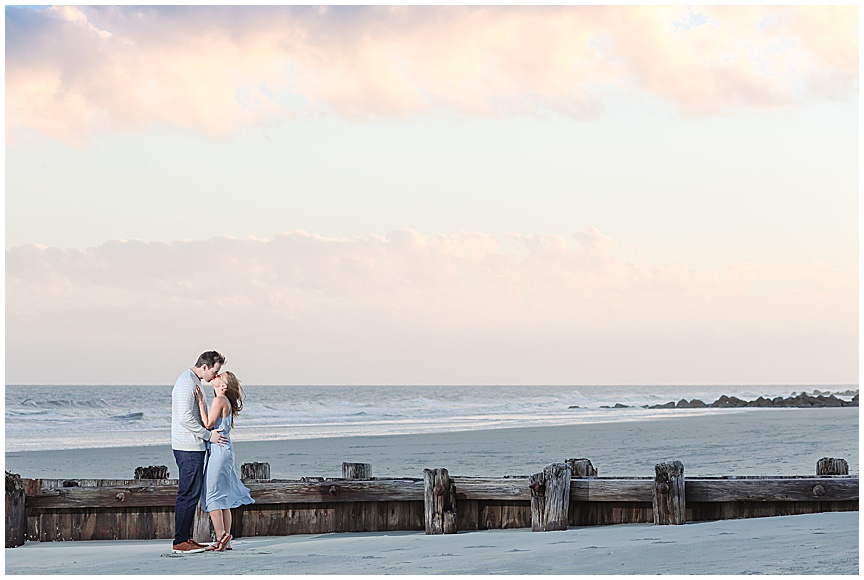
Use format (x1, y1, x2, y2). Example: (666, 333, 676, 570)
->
(6, 457, 857, 547)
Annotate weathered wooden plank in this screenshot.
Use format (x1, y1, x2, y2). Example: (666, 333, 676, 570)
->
(569, 500, 654, 526)
(74, 507, 99, 540)
(569, 479, 654, 502)
(94, 508, 118, 540)
(456, 499, 480, 531)
(251, 480, 426, 504)
(386, 500, 423, 531)
(455, 477, 655, 502)
(21, 476, 858, 514)
(689, 500, 859, 522)
(28, 479, 427, 509)
(686, 478, 858, 502)
(479, 501, 503, 530)
(366, 501, 388, 532)
(501, 501, 532, 529)
(452, 478, 531, 501)
(29, 485, 179, 509)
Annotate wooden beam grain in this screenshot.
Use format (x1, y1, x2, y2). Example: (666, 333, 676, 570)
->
(686, 478, 859, 502)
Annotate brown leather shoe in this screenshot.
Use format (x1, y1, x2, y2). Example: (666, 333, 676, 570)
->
(188, 540, 208, 549)
(172, 540, 206, 554)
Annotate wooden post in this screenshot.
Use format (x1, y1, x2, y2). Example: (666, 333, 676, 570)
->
(529, 463, 571, 531)
(342, 462, 372, 480)
(192, 505, 213, 544)
(653, 461, 685, 525)
(134, 465, 169, 479)
(423, 468, 457, 534)
(566, 458, 597, 478)
(5, 472, 27, 548)
(241, 462, 271, 480)
(817, 458, 849, 476)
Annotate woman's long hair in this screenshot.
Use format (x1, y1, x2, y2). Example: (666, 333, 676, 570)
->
(221, 371, 244, 425)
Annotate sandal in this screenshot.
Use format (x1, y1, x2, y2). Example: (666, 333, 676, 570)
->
(215, 532, 232, 552)
(205, 532, 231, 552)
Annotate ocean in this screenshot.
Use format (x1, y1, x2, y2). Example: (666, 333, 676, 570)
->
(5, 383, 856, 453)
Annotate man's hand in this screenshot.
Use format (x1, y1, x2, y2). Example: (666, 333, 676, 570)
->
(209, 428, 226, 446)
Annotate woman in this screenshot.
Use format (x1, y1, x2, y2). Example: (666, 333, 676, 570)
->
(194, 370, 254, 552)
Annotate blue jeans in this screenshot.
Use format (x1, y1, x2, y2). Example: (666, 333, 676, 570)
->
(173, 449, 206, 545)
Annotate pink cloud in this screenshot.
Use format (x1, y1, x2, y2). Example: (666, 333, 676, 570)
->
(6, 228, 856, 384)
(5, 5, 857, 143)
(7, 228, 855, 326)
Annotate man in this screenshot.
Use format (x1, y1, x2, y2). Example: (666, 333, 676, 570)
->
(171, 350, 228, 554)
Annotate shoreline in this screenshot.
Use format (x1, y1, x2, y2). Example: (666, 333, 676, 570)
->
(6, 407, 858, 479)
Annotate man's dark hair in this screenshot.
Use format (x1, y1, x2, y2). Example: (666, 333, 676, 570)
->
(195, 351, 226, 368)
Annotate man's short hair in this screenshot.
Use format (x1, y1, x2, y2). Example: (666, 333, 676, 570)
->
(195, 351, 226, 368)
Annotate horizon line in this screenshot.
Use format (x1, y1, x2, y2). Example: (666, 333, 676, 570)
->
(6, 383, 859, 388)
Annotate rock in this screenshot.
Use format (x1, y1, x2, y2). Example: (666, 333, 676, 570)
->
(711, 395, 747, 408)
(746, 396, 774, 407)
(772, 396, 790, 406)
(568, 405, 581, 409)
(573, 391, 857, 411)
(675, 399, 707, 408)
(816, 395, 845, 407)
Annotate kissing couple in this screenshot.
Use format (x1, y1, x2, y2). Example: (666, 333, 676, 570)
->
(170, 350, 255, 554)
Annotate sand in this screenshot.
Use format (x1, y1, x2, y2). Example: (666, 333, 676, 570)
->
(5, 408, 859, 575)
(5, 408, 859, 480)
(4, 512, 858, 575)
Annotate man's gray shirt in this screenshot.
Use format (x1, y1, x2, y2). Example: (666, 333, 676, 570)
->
(171, 369, 211, 451)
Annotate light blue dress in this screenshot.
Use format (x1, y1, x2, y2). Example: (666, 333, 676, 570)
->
(200, 414, 255, 512)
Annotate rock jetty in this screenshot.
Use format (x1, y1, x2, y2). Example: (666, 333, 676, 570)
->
(586, 392, 858, 410)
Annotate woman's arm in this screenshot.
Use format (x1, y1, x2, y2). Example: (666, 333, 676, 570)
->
(194, 386, 208, 423)
(202, 396, 228, 429)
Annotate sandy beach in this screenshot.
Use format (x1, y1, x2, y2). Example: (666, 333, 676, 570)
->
(5, 408, 858, 575)
(6, 408, 858, 480)
(4, 511, 858, 575)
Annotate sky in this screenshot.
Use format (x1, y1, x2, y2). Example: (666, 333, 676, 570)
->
(4, 5, 859, 386)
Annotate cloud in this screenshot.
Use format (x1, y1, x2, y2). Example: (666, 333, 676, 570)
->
(7, 228, 857, 384)
(5, 5, 858, 143)
(7, 227, 856, 341)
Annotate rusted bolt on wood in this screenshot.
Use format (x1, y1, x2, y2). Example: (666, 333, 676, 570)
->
(812, 485, 826, 497)
(115, 492, 126, 502)
(328, 486, 338, 496)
